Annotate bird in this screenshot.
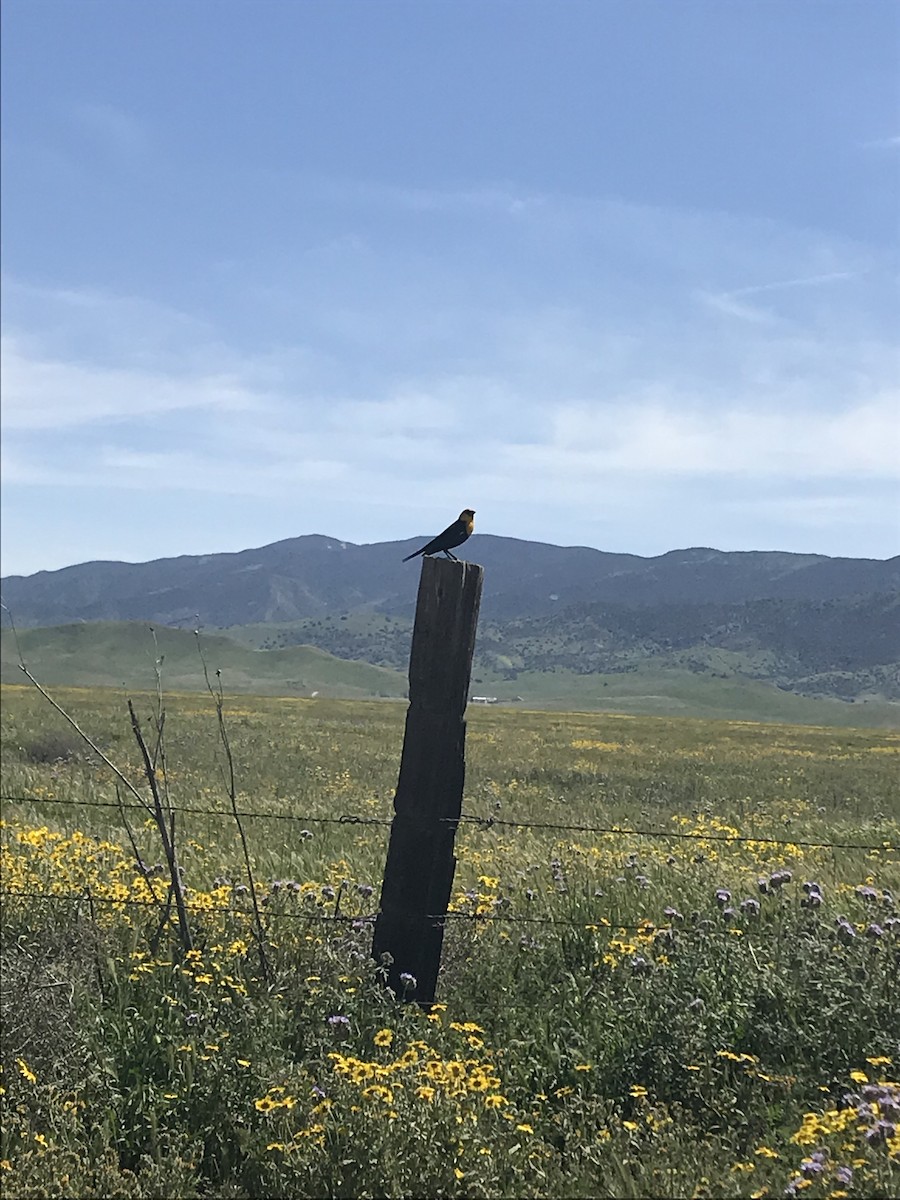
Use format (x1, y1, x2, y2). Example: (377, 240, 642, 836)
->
(402, 509, 475, 562)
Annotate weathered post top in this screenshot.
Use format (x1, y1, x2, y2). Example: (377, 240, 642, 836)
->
(372, 554, 484, 1004)
(408, 556, 483, 712)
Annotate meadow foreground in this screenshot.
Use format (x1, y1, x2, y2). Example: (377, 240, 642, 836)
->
(1, 685, 898, 1198)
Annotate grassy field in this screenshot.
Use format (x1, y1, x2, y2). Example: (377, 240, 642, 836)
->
(1, 682, 898, 1198)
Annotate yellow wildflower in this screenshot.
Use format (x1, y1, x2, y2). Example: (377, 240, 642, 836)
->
(16, 1059, 36, 1085)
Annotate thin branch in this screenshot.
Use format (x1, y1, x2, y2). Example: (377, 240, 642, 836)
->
(114, 780, 171, 954)
(128, 699, 193, 952)
(16, 663, 153, 815)
(196, 631, 271, 984)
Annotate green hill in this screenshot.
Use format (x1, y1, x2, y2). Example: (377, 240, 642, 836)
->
(2, 621, 897, 727)
(0, 623, 407, 699)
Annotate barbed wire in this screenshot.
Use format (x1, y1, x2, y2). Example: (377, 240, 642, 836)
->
(453, 814, 894, 853)
(0, 792, 892, 852)
(0, 793, 391, 827)
(0, 886, 729, 933)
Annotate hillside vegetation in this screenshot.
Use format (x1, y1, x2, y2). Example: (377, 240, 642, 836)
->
(1, 620, 898, 727)
(0, 623, 406, 699)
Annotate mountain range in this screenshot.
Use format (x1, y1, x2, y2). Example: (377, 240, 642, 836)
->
(3, 534, 898, 626)
(2, 534, 898, 719)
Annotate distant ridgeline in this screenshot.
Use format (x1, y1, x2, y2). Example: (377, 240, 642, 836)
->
(2, 536, 898, 715)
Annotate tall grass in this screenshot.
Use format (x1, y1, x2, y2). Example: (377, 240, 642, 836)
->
(1, 684, 898, 1197)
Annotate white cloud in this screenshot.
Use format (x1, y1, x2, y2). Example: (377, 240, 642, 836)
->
(0, 334, 265, 430)
(2, 184, 897, 567)
(530, 393, 900, 479)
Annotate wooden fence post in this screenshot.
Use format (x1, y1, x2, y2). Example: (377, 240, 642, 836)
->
(372, 555, 483, 1005)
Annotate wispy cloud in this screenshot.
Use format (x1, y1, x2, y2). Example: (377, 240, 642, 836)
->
(697, 271, 857, 323)
(70, 101, 149, 162)
(2, 186, 897, 567)
(0, 334, 263, 431)
(726, 271, 856, 298)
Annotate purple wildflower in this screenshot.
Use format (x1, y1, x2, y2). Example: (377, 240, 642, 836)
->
(740, 898, 761, 917)
(865, 923, 884, 938)
(865, 1120, 895, 1145)
(835, 915, 856, 942)
(769, 869, 792, 889)
(799, 1157, 826, 1176)
(715, 888, 732, 907)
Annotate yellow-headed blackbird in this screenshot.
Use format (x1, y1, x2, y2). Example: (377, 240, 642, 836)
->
(402, 509, 475, 562)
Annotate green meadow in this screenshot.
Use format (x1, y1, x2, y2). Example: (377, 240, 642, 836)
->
(1, 683, 898, 1198)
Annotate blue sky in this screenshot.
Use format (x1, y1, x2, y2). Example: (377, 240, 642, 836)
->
(2, 0, 898, 577)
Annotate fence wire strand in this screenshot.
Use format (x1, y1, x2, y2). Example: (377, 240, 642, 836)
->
(0, 792, 892, 852)
(0, 793, 392, 827)
(0, 887, 730, 933)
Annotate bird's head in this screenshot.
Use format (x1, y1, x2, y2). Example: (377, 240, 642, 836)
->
(459, 508, 475, 530)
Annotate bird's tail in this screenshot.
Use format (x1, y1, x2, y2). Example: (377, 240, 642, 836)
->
(402, 550, 423, 562)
